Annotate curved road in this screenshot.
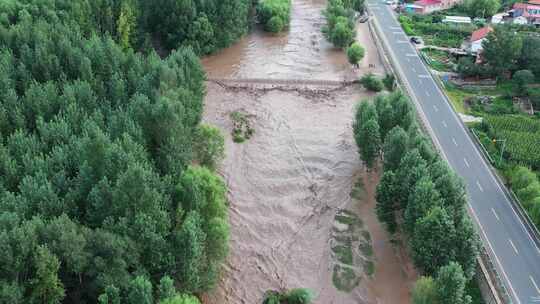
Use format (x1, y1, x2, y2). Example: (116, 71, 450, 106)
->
(366, 2, 540, 303)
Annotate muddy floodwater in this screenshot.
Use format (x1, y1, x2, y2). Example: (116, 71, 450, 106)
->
(201, 0, 416, 303)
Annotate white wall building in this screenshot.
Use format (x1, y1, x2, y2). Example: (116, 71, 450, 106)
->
(513, 16, 529, 24)
(491, 13, 505, 24)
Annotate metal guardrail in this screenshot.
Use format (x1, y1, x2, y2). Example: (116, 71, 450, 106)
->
(470, 128, 540, 249)
(470, 129, 495, 164)
(420, 32, 540, 304)
(428, 61, 540, 251)
(419, 47, 516, 304)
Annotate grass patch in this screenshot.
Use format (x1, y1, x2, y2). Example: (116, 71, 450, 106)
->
(334, 234, 352, 243)
(230, 111, 254, 143)
(335, 215, 357, 226)
(332, 244, 354, 265)
(422, 49, 455, 72)
(350, 178, 365, 200)
(332, 265, 360, 292)
(363, 260, 375, 276)
(335, 211, 363, 228)
(444, 83, 473, 114)
(358, 241, 373, 257)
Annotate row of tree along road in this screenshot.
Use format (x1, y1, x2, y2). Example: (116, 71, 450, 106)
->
(353, 91, 482, 304)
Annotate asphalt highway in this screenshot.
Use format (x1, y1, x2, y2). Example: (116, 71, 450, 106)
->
(366, 2, 540, 303)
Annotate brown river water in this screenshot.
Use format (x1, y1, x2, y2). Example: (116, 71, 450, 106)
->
(201, 0, 416, 303)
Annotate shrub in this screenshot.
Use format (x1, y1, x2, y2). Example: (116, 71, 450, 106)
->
(329, 17, 355, 48)
(231, 111, 254, 143)
(457, 57, 491, 78)
(383, 74, 396, 91)
(347, 43, 365, 65)
(193, 124, 225, 170)
(360, 73, 384, 92)
(266, 16, 285, 33)
(257, 0, 291, 33)
(263, 288, 315, 304)
(160, 294, 201, 304)
(513, 69, 535, 94)
(322, 0, 356, 48)
(282, 288, 315, 304)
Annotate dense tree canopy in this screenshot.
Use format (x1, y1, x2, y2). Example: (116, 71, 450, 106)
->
(483, 26, 523, 76)
(354, 102, 381, 168)
(519, 36, 540, 79)
(322, 0, 360, 48)
(0, 0, 252, 55)
(464, 0, 500, 18)
(0, 1, 232, 303)
(356, 91, 480, 300)
(412, 276, 438, 304)
(256, 0, 291, 33)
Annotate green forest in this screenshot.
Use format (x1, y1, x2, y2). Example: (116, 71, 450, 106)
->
(0, 0, 252, 55)
(0, 0, 253, 303)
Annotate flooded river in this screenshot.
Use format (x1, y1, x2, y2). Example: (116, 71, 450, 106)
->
(201, 0, 416, 303)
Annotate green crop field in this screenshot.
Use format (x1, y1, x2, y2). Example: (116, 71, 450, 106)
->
(484, 115, 540, 169)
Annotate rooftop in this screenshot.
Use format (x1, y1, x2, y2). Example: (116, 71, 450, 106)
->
(443, 16, 472, 23)
(414, 0, 442, 6)
(471, 26, 493, 42)
(513, 2, 540, 14)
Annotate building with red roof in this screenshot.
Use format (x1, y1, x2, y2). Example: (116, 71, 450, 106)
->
(407, 0, 464, 14)
(512, 2, 540, 25)
(470, 26, 493, 53)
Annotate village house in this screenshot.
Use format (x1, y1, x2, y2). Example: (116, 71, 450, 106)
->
(469, 26, 493, 54)
(512, 2, 540, 26)
(491, 13, 506, 24)
(405, 0, 464, 14)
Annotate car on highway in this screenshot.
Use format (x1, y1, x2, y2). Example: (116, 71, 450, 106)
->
(410, 36, 423, 44)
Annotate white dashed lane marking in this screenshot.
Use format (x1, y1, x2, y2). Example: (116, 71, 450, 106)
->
(492, 208, 500, 221)
(477, 180, 484, 192)
(530, 276, 540, 294)
(509, 239, 519, 255)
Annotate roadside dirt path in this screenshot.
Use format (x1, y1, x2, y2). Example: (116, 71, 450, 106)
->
(358, 173, 417, 304)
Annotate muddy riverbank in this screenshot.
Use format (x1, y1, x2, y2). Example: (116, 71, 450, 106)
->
(201, 0, 415, 303)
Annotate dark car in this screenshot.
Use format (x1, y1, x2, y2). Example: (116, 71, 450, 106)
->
(410, 37, 422, 44)
(358, 15, 369, 23)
